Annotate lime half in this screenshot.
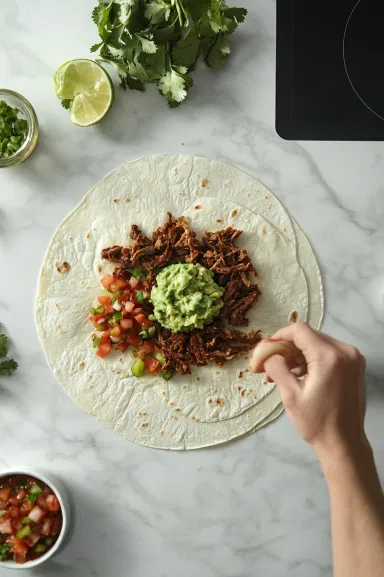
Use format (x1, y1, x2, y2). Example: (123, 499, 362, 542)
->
(54, 59, 114, 127)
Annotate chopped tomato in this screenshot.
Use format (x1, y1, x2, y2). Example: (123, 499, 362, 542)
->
(110, 325, 122, 338)
(120, 319, 133, 330)
(116, 341, 129, 352)
(141, 319, 152, 330)
(111, 279, 128, 292)
(144, 357, 161, 374)
(8, 496, 19, 507)
(25, 532, 40, 547)
(8, 537, 29, 557)
(132, 308, 143, 315)
(118, 290, 131, 303)
(20, 499, 33, 514)
(126, 334, 142, 347)
(100, 331, 110, 344)
(98, 296, 113, 313)
(0, 488, 11, 501)
(9, 507, 20, 518)
(46, 495, 60, 512)
(16, 490, 27, 501)
(36, 494, 48, 511)
(101, 274, 115, 289)
(97, 342, 112, 358)
(28, 506, 46, 523)
(136, 341, 156, 359)
(134, 314, 146, 325)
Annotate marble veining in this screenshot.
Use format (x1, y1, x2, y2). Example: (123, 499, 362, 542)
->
(0, 1, 383, 575)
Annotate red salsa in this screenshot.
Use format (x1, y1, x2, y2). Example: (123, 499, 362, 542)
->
(89, 271, 172, 380)
(0, 475, 62, 564)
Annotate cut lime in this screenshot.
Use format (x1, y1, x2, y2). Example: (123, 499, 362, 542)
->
(54, 59, 114, 127)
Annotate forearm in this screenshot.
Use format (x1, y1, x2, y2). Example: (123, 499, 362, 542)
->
(319, 441, 384, 577)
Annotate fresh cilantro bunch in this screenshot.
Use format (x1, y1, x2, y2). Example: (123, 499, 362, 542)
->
(91, 0, 247, 107)
(0, 329, 18, 376)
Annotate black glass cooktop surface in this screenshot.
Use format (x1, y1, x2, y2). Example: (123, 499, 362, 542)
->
(276, 0, 384, 140)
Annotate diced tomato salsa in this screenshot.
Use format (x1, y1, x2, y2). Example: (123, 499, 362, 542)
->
(89, 271, 171, 380)
(0, 475, 62, 564)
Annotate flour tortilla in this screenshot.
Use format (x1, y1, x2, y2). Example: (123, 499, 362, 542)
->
(151, 197, 308, 423)
(36, 155, 323, 450)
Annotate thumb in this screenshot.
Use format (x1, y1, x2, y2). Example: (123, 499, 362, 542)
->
(264, 355, 301, 408)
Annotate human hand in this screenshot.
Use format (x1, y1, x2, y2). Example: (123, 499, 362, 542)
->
(250, 323, 367, 461)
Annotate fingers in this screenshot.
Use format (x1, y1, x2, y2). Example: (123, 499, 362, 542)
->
(264, 355, 301, 407)
(250, 339, 302, 373)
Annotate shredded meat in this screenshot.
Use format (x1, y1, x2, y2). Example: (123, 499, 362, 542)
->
(157, 326, 261, 375)
(101, 213, 262, 372)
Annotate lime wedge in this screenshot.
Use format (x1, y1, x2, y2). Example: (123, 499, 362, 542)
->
(54, 59, 114, 127)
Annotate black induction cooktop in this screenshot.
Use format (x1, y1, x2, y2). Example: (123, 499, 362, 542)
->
(276, 0, 384, 140)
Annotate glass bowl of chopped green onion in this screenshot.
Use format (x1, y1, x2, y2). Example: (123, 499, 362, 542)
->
(0, 90, 39, 168)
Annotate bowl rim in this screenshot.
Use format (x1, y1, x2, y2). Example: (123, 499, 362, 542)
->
(0, 468, 68, 570)
(0, 89, 39, 167)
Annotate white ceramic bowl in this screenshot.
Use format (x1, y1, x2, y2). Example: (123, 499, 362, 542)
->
(0, 469, 70, 570)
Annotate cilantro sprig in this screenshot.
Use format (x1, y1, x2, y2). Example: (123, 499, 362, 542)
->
(0, 328, 18, 376)
(91, 0, 247, 107)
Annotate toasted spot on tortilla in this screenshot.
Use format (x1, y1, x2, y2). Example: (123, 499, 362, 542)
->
(216, 371, 220, 375)
(194, 204, 202, 210)
(88, 375, 92, 380)
(264, 196, 269, 199)
(90, 385, 94, 389)
(119, 358, 124, 364)
(183, 385, 188, 390)
(56, 261, 70, 274)
(196, 377, 200, 382)
(217, 398, 225, 405)
(174, 168, 178, 175)
(160, 431, 164, 436)
(208, 399, 212, 404)
(113, 198, 119, 204)
(55, 304, 61, 310)
(172, 416, 178, 421)
(244, 368, 249, 373)
(86, 232, 91, 239)
(238, 371, 243, 379)
(268, 203, 272, 210)
(284, 227, 288, 233)
(241, 389, 247, 397)
(139, 411, 148, 417)
(124, 198, 130, 204)
(237, 386, 242, 391)
(191, 416, 196, 420)
(216, 219, 222, 223)
(69, 236, 73, 241)
(97, 265, 102, 274)
(202, 179, 208, 188)
(140, 423, 149, 429)
(79, 362, 86, 370)
(57, 324, 64, 334)
(162, 391, 166, 396)
(175, 408, 181, 412)
(262, 225, 268, 237)
(169, 401, 175, 407)
(230, 209, 238, 219)
(290, 311, 298, 323)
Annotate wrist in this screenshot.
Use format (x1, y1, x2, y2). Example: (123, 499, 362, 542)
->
(313, 435, 373, 481)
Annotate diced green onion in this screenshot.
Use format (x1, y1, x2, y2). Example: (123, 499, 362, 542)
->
(128, 268, 142, 280)
(131, 359, 145, 377)
(90, 305, 104, 315)
(148, 326, 156, 337)
(16, 525, 31, 540)
(93, 337, 101, 348)
(35, 543, 47, 553)
(30, 484, 43, 495)
(45, 537, 53, 545)
(139, 330, 149, 339)
(153, 350, 165, 364)
(148, 314, 156, 321)
(160, 370, 173, 381)
(21, 517, 31, 525)
(136, 291, 144, 303)
(108, 312, 123, 325)
(103, 289, 110, 296)
(111, 294, 119, 304)
(0, 510, 4, 517)
(28, 493, 37, 504)
(140, 326, 156, 340)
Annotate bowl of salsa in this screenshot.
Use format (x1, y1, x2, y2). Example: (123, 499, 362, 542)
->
(0, 470, 69, 568)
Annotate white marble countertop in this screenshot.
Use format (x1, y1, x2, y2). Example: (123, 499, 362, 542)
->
(1, 1, 384, 576)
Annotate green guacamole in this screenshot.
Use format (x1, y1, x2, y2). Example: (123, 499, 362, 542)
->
(151, 263, 224, 332)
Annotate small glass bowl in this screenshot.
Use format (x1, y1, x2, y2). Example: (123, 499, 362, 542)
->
(0, 89, 39, 168)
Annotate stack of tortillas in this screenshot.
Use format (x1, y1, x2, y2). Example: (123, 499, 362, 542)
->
(36, 155, 323, 450)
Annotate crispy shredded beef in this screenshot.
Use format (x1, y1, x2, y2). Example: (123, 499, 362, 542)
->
(101, 213, 262, 374)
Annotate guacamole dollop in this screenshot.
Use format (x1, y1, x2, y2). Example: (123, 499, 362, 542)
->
(151, 263, 224, 332)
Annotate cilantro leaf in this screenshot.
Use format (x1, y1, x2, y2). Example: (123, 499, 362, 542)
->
(90, 42, 103, 53)
(136, 34, 157, 54)
(123, 76, 146, 91)
(185, 0, 211, 22)
(0, 359, 18, 376)
(159, 68, 193, 107)
(206, 37, 231, 70)
(172, 28, 200, 70)
(223, 7, 248, 24)
(0, 334, 8, 358)
(145, 1, 171, 25)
